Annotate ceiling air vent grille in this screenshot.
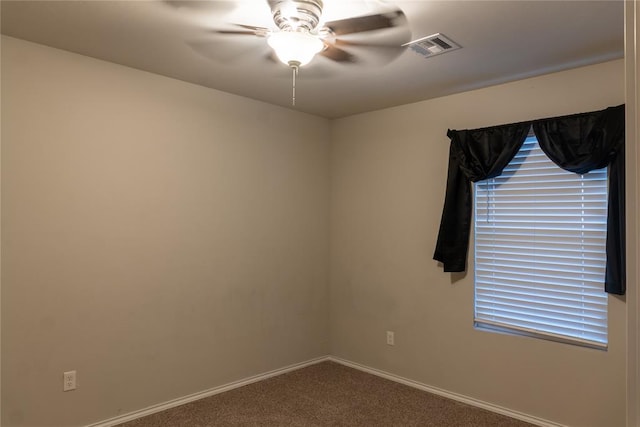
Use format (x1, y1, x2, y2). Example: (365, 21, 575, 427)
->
(404, 33, 461, 58)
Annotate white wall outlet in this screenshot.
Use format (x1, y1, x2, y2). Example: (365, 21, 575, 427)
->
(63, 370, 77, 391)
(386, 331, 395, 346)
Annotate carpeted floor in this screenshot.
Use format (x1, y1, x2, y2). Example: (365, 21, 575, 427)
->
(119, 361, 534, 426)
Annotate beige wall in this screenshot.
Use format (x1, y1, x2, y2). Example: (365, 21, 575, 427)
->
(329, 59, 626, 427)
(1, 36, 330, 426)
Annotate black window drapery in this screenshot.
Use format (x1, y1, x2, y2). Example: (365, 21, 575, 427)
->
(433, 123, 530, 273)
(433, 104, 626, 295)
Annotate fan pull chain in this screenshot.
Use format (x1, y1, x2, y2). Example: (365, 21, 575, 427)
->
(291, 63, 299, 106)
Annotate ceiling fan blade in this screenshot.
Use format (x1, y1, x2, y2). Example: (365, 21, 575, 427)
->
(320, 43, 356, 63)
(163, 0, 235, 13)
(210, 23, 270, 37)
(334, 39, 406, 55)
(330, 39, 407, 65)
(213, 30, 261, 36)
(234, 24, 270, 33)
(265, 51, 279, 63)
(334, 39, 402, 48)
(323, 11, 404, 36)
(188, 39, 268, 64)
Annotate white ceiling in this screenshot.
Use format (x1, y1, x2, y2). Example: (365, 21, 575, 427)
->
(0, 0, 624, 118)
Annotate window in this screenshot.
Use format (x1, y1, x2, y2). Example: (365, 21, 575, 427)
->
(474, 134, 608, 349)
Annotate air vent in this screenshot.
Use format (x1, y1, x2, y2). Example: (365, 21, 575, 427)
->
(403, 33, 461, 58)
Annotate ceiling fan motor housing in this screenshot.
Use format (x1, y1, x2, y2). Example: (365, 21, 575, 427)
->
(268, 0, 324, 32)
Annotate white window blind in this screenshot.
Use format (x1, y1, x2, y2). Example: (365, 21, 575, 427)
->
(474, 135, 608, 349)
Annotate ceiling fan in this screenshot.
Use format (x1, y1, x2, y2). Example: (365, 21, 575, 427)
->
(205, 0, 410, 105)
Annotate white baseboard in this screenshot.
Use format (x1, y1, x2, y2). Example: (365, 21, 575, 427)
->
(328, 356, 564, 427)
(86, 356, 331, 427)
(87, 355, 562, 427)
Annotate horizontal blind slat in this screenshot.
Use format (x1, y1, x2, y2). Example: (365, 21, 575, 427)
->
(473, 136, 608, 347)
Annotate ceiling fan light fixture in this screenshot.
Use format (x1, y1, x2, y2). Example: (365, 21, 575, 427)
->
(267, 31, 324, 66)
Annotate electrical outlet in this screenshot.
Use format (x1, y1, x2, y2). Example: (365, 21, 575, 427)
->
(386, 331, 395, 346)
(63, 370, 77, 391)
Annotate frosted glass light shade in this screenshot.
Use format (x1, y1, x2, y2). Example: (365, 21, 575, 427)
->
(267, 31, 324, 66)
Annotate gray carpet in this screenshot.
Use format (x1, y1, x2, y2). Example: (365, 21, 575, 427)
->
(119, 361, 534, 426)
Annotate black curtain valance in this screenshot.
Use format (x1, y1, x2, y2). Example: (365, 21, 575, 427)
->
(433, 104, 625, 295)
